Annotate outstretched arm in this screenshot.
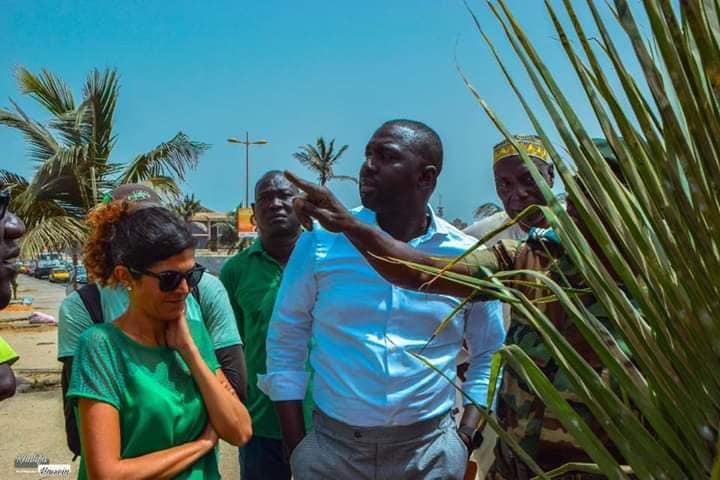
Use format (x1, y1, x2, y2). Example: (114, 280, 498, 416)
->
(284, 171, 499, 298)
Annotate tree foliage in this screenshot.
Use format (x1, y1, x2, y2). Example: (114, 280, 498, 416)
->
(0, 67, 208, 257)
(172, 193, 202, 222)
(293, 137, 356, 186)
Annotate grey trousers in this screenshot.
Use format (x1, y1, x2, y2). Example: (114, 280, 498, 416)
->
(290, 410, 468, 480)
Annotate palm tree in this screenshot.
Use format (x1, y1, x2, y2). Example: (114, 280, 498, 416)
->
(0, 67, 209, 257)
(293, 137, 357, 185)
(173, 194, 202, 223)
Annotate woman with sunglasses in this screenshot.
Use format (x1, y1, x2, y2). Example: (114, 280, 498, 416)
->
(66, 201, 252, 479)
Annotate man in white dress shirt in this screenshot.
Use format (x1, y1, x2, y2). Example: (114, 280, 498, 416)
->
(259, 119, 505, 479)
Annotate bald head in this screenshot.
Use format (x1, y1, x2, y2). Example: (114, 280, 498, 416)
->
(253, 170, 300, 239)
(255, 170, 297, 197)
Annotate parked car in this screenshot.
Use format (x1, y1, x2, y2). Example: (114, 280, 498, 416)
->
(33, 253, 63, 279)
(34, 261, 59, 279)
(65, 265, 88, 295)
(49, 267, 70, 283)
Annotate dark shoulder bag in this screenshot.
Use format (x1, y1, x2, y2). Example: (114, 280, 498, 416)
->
(62, 284, 102, 459)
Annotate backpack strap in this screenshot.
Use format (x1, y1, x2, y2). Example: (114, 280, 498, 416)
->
(77, 283, 103, 324)
(191, 284, 201, 304)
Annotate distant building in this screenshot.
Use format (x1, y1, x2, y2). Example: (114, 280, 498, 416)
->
(190, 211, 238, 250)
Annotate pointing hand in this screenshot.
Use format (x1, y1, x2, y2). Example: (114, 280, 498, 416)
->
(284, 171, 354, 233)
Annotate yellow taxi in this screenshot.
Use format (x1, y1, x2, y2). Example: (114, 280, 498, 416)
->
(49, 267, 70, 283)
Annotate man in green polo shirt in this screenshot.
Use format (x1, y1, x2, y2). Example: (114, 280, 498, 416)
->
(220, 171, 313, 480)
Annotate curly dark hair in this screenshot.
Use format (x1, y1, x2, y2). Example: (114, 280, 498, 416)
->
(84, 202, 196, 285)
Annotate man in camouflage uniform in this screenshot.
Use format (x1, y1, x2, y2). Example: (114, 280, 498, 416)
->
(477, 233, 617, 479)
(284, 137, 626, 478)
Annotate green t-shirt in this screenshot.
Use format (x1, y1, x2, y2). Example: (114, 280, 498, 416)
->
(220, 239, 314, 439)
(67, 320, 221, 480)
(58, 273, 241, 359)
(0, 336, 19, 366)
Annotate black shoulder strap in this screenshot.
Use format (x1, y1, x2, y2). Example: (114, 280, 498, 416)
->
(77, 283, 103, 324)
(191, 284, 201, 304)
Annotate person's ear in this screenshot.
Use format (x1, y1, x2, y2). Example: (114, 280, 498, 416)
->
(546, 163, 555, 189)
(113, 265, 135, 290)
(419, 165, 439, 191)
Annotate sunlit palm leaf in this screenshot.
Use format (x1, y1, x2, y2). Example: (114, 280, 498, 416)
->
(1, 66, 209, 253)
(19, 215, 87, 258)
(117, 132, 208, 185)
(0, 100, 59, 163)
(394, 0, 720, 476)
(16, 66, 75, 116)
(143, 176, 182, 204)
(83, 68, 119, 161)
(293, 137, 355, 185)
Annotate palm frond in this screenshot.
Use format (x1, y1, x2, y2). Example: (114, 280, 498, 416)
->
(293, 147, 324, 170)
(48, 97, 93, 146)
(0, 170, 28, 190)
(116, 132, 209, 185)
(293, 137, 351, 185)
(18, 215, 87, 258)
(328, 174, 358, 184)
(142, 176, 182, 204)
(16, 66, 75, 115)
(317, 137, 327, 161)
(0, 170, 29, 211)
(381, 0, 720, 476)
(329, 142, 349, 166)
(83, 68, 119, 162)
(0, 99, 59, 163)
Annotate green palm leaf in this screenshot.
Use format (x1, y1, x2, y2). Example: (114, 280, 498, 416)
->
(1, 66, 208, 257)
(387, 0, 720, 476)
(293, 136, 355, 185)
(118, 132, 209, 185)
(16, 67, 75, 115)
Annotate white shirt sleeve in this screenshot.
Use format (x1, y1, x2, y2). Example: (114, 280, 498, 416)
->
(461, 299, 506, 408)
(257, 231, 317, 401)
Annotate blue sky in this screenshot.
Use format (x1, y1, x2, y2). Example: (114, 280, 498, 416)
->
(0, 1, 637, 221)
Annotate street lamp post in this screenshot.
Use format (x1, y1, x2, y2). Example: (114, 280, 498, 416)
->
(227, 131, 268, 208)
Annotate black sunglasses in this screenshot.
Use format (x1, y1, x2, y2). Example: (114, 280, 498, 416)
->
(129, 263, 206, 292)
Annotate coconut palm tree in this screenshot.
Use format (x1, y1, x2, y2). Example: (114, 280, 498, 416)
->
(293, 137, 356, 185)
(0, 67, 208, 257)
(173, 193, 202, 223)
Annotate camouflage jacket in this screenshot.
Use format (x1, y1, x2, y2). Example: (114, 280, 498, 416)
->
(468, 232, 622, 471)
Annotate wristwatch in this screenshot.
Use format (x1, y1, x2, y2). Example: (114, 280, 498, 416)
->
(457, 425, 484, 452)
